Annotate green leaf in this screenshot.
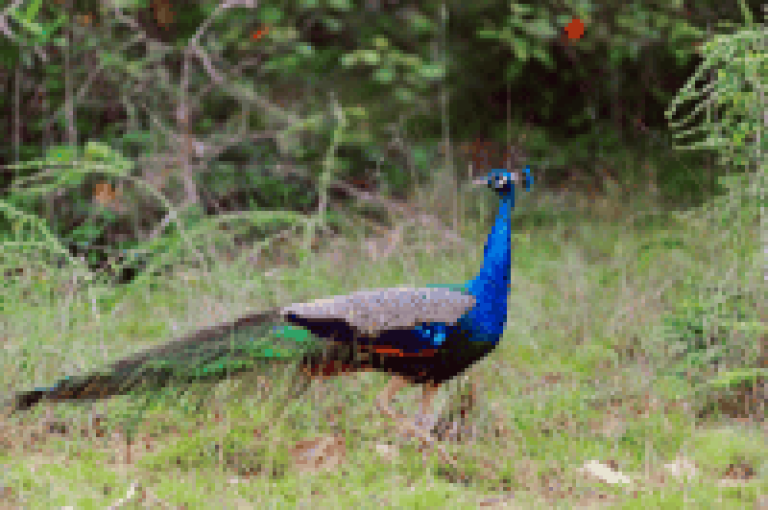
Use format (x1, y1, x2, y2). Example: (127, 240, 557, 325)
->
(418, 63, 445, 80)
(22, 0, 44, 23)
(373, 36, 389, 49)
(359, 50, 379, 65)
(270, 26, 299, 42)
(321, 17, 342, 32)
(509, 3, 532, 15)
(535, 19, 557, 38)
(511, 37, 528, 62)
(279, 54, 299, 69)
(340, 53, 357, 67)
(47, 12, 69, 35)
(476, 29, 500, 40)
(84, 141, 114, 161)
(72, 222, 102, 243)
(345, 105, 367, 118)
(373, 67, 395, 83)
(9, 12, 44, 39)
(408, 12, 435, 33)
(296, 43, 314, 56)
(110, 0, 149, 8)
(45, 145, 79, 163)
(394, 87, 415, 103)
(403, 55, 421, 67)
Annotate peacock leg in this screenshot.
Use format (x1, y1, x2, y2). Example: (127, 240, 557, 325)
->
(414, 382, 439, 433)
(374, 375, 410, 424)
(375, 376, 457, 469)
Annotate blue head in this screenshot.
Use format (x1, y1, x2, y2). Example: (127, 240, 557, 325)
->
(473, 165, 533, 206)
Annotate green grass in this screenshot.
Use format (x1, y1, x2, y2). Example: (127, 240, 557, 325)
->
(1, 176, 763, 509)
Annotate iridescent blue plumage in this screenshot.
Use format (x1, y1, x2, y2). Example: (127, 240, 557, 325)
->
(464, 166, 531, 340)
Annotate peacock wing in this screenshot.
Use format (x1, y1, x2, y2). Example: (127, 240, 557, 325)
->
(281, 287, 475, 338)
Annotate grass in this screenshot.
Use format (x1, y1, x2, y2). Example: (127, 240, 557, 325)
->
(1, 174, 764, 509)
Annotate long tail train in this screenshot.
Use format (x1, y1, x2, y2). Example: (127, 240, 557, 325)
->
(8, 309, 314, 412)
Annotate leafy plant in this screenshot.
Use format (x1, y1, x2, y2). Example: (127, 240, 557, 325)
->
(666, 4, 766, 170)
(662, 286, 764, 384)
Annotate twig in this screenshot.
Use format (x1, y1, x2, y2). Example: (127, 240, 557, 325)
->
(106, 481, 139, 509)
(323, 173, 467, 247)
(143, 486, 175, 509)
(185, 35, 301, 127)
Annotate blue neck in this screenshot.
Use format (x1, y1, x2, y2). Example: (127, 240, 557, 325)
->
(464, 193, 513, 339)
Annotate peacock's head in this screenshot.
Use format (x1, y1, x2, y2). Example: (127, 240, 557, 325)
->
(473, 166, 532, 196)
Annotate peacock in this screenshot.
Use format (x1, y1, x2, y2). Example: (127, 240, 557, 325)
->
(8, 166, 532, 466)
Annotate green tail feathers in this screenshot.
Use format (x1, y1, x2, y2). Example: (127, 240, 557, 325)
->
(8, 311, 319, 412)
(148, 322, 317, 380)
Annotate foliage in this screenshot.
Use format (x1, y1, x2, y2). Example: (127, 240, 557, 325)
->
(0, 0, 746, 187)
(708, 171, 763, 228)
(660, 172, 763, 395)
(0, 0, 763, 288)
(661, 287, 763, 381)
(1, 139, 309, 299)
(666, 21, 766, 170)
(661, 4, 764, 401)
(661, 172, 763, 396)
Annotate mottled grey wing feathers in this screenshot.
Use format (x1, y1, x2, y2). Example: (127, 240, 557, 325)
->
(281, 287, 475, 336)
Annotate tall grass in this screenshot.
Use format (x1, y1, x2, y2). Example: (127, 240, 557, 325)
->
(2, 163, 764, 508)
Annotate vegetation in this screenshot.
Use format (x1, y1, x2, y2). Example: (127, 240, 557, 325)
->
(0, 0, 764, 507)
